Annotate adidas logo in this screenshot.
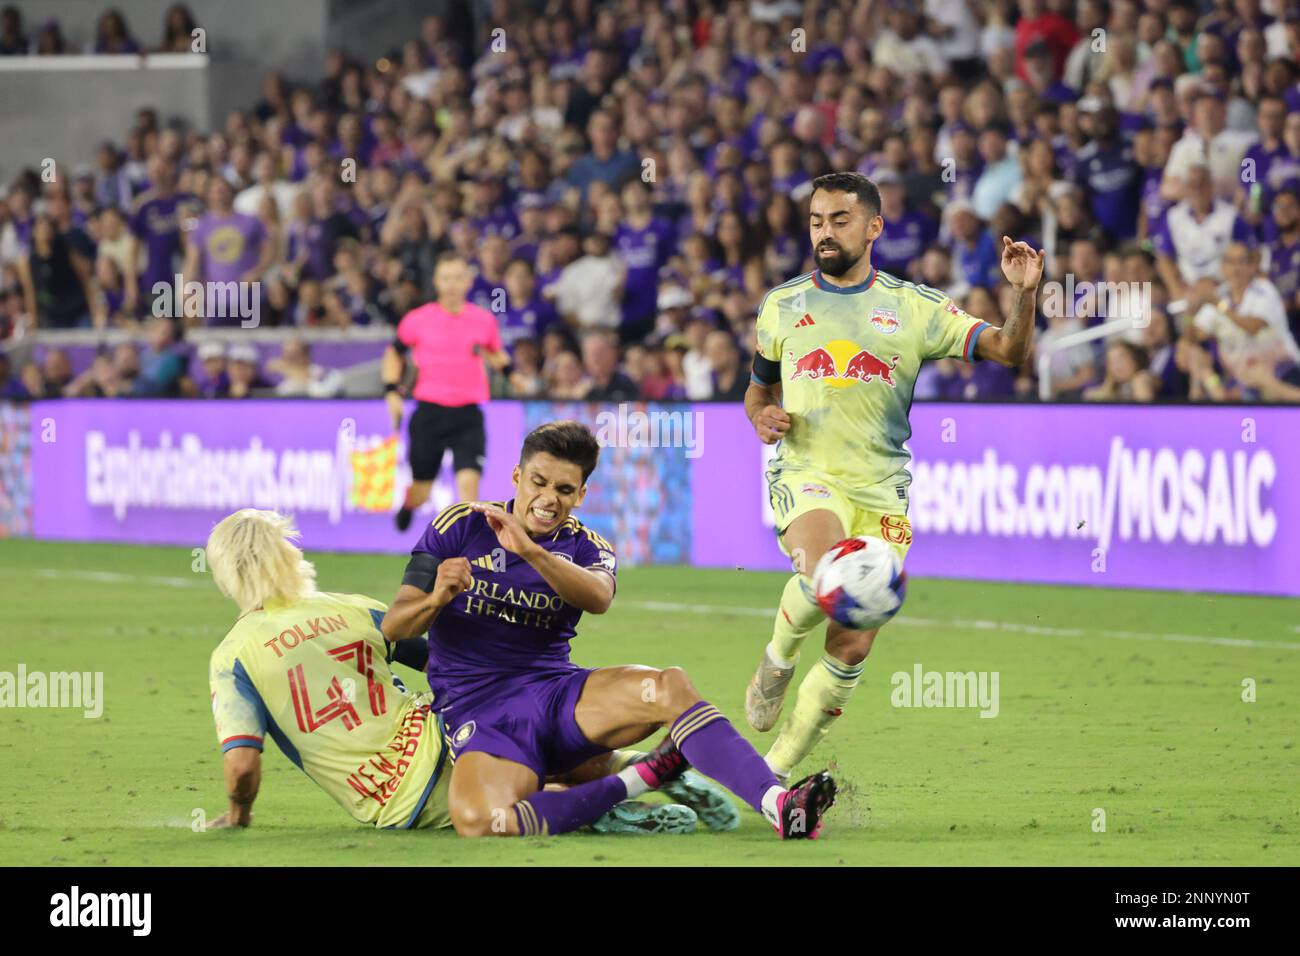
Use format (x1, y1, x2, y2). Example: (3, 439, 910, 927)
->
(795, 313, 816, 328)
(470, 548, 507, 572)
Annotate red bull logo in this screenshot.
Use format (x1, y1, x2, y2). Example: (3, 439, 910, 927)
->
(870, 308, 901, 334)
(789, 347, 837, 381)
(788, 341, 900, 388)
(843, 349, 899, 387)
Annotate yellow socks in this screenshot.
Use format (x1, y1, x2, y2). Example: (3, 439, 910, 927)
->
(768, 573, 824, 665)
(766, 653, 864, 778)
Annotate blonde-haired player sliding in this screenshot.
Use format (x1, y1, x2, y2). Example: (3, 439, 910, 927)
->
(202, 508, 731, 835)
(204, 508, 452, 830)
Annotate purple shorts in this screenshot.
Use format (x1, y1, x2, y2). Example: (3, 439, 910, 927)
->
(444, 667, 607, 781)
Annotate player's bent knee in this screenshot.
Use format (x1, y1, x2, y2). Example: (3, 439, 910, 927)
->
(826, 623, 877, 666)
(451, 802, 509, 838)
(655, 666, 701, 719)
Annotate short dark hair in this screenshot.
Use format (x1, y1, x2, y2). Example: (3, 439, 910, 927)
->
(810, 172, 881, 219)
(1275, 185, 1300, 205)
(520, 420, 600, 482)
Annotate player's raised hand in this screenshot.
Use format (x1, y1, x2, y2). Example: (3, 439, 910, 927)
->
(471, 502, 536, 556)
(753, 404, 791, 444)
(432, 557, 473, 605)
(1000, 236, 1046, 291)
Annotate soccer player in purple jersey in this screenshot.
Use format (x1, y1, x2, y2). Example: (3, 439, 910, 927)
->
(381, 421, 837, 839)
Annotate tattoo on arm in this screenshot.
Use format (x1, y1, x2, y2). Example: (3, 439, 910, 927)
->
(999, 286, 1035, 365)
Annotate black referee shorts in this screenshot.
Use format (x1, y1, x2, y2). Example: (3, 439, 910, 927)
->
(407, 401, 486, 481)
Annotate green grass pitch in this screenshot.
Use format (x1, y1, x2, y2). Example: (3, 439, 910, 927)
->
(1, 538, 1296, 866)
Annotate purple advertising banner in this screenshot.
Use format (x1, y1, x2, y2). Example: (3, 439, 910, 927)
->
(692, 403, 1300, 597)
(30, 400, 525, 553)
(23, 399, 1300, 596)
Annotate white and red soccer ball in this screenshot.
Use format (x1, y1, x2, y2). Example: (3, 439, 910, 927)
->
(811, 537, 907, 630)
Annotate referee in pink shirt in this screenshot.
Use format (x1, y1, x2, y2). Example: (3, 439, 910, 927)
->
(383, 252, 509, 531)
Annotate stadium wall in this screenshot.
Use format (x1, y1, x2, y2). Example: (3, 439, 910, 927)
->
(0, 55, 212, 185)
(0, 0, 437, 182)
(11, 399, 1298, 597)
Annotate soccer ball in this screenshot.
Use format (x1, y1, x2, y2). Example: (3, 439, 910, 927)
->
(810, 537, 907, 630)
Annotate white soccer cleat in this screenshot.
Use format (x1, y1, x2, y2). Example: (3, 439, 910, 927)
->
(745, 650, 798, 732)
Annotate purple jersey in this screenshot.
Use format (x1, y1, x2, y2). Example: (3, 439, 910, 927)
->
(1264, 148, 1300, 194)
(414, 502, 618, 712)
(500, 297, 557, 350)
(615, 218, 675, 323)
(467, 274, 504, 312)
(874, 210, 937, 277)
(1074, 141, 1141, 241)
(1245, 142, 1287, 194)
(1267, 235, 1300, 312)
(944, 163, 983, 203)
(1286, 85, 1300, 115)
(470, 209, 520, 241)
(190, 212, 266, 284)
(129, 191, 198, 290)
(1141, 167, 1170, 236)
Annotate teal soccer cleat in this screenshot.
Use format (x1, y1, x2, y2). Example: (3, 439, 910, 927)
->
(657, 770, 741, 832)
(590, 801, 698, 835)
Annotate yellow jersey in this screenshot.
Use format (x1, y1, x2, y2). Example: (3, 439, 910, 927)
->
(209, 590, 449, 829)
(754, 268, 990, 512)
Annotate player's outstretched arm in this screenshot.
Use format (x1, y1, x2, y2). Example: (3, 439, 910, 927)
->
(976, 237, 1046, 368)
(207, 746, 261, 829)
(745, 380, 789, 444)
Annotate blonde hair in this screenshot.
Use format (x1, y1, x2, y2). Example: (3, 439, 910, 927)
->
(206, 509, 318, 613)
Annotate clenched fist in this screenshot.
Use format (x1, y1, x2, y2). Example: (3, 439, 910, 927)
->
(433, 557, 472, 606)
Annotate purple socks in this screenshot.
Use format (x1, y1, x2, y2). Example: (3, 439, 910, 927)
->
(668, 700, 781, 814)
(513, 775, 627, 836)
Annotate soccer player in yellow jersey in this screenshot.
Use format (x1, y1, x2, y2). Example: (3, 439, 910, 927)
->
(744, 172, 1044, 780)
(204, 508, 453, 830)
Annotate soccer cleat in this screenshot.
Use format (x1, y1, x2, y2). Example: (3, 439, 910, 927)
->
(774, 770, 837, 840)
(745, 650, 798, 732)
(631, 733, 690, 789)
(589, 801, 697, 835)
(657, 769, 741, 832)
(394, 506, 413, 532)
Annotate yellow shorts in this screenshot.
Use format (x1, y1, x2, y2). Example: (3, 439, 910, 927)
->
(766, 467, 913, 566)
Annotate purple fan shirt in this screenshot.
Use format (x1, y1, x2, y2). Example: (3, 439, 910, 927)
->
(615, 217, 676, 323)
(190, 212, 266, 284)
(129, 192, 198, 291)
(500, 297, 557, 351)
(874, 210, 938, 276)
(1141, 168, 1171, 236)
(1073, 141, 1141, 241)
(1266, 234, 1300, 313)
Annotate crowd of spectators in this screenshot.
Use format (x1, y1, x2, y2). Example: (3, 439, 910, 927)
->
(2, 0, 1299, 404)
